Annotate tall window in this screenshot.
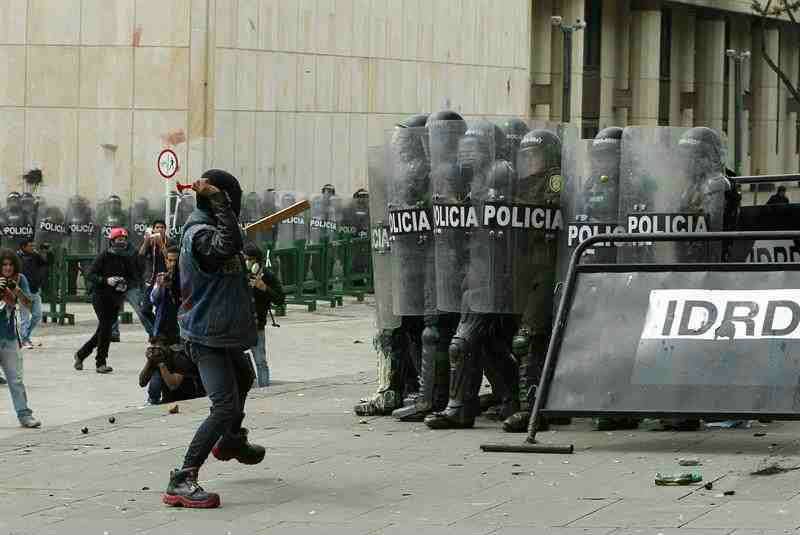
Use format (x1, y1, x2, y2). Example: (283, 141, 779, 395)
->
(658, 8, 672, 126)
(581, 0, 602, 139)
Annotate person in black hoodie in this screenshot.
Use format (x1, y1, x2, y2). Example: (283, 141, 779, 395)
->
(74, 228, 139, 374)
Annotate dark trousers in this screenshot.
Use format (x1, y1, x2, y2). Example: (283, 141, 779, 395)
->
(182, 343, 255, 470)
(78, 294, 122, 367)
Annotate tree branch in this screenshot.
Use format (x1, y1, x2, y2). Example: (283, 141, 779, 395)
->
(752, 1, 800, 107)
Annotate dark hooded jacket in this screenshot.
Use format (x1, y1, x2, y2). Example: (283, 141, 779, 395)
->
(177, 170, 257, 349)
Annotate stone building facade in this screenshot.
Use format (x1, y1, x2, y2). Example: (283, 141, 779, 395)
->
(0, 0, 797, 205)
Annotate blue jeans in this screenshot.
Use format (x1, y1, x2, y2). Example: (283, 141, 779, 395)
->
(182, 343, 254, 469)
(148, 371, 163, 404)
(0, 339, 33, 421)
(18, 291, 42, 344)
(112, 286, 154, 337)
(251, 329, 270, 387)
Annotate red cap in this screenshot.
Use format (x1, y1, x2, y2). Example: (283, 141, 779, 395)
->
(109, 227, 128, 241)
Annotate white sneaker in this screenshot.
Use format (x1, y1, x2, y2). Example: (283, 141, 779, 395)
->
(21, 341, 34, 349)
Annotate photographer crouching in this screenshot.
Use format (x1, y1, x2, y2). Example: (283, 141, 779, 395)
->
(0, 248, 40, 428)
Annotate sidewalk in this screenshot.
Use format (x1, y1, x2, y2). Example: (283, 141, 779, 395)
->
(2, 301, 800, 533)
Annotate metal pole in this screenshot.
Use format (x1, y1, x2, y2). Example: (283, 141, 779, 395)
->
(734, 57, 743, 176)
(562, 29, 572, 123)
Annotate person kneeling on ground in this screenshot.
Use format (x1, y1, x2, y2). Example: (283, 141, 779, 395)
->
(244, 243, 284, 388)
(139, 340, 205, 404)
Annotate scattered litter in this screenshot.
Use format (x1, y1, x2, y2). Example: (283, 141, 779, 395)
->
(297, 393, 305, 397)
(160, 442, 167, 447)
(168, 404, 180, 414)
(359, 419, 368, 424)
(613, 459, 621, 464)
(706, 420, 751, 429)
(753, 432, 766, 437)
(751, 462, 800, 476)
(678, 458, 701, 466)
(401, 492, 412, 496)
(108, 417, 116, 424)
(81, 427, 89, 434)
(353, 340, 363, 344)
(512, 463, 521, 467)
(654, 472, 702, 486)
(365, 454, 380, 459)
(353, 434, 361, 437)
(724, 490, 735, 496)
(142, 486, 150, 491)
(448, 463, 464, 467)
(309, 510, 316, 515)
(562, 460, 570, 464)
(704, 482, 714, 490)
(103, 447, 111, 450)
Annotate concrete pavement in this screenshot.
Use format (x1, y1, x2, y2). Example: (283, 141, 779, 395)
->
(2, 299, 800, 534)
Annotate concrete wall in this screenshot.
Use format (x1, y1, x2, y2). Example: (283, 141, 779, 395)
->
(0, 0, 531, 206)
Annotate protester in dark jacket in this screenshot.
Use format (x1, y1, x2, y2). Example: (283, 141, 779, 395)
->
(16, 239, 48, 349)
(244, 243, 284, 387)
(163, 170, 263, 510)
(74, 228, 139, 374)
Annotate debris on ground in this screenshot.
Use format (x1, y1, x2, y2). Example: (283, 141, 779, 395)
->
(724, 490, 735, 496)
(108, 416, 116, 424)
(81, 427, 89, 434)
(704, 482, 713, 490)
(678, 458, 701, 466)
(753, 432, 766, 437)
(168, 404, 179, 414)
(750, 462, 800, 476)
(654, 472, 702, 486)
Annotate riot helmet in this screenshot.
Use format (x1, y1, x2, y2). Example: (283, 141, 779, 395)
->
(516, 129, 562, 179)
(498, 118, 530, 163)
(677, 127, 725, 180)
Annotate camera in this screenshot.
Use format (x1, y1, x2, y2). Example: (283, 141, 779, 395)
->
(5, 280, 16, 291)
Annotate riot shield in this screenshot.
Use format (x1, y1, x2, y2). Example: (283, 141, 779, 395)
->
(369, 147, 400, 330)
(241, 191, 262, 227)
(65, 195, 97, 254)
(260, 189, 279, 245)
(387, 125, 435, 316)
(33, 193, 68, 250)
(98, 195, 129, 251)
(0, 192, 34, 248)
(276, 190, 308, 247)
(428, 113, 467, 312)
(169, 192, 194, 243)
(129, 197, 152, 250)
(351, 189, 370, 239)
(558, 126, 623, 281)
(618, 126, 729, 264)
(498, 118, 530, 166)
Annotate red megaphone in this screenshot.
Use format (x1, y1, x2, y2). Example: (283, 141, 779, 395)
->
(176, 182, 194, 193)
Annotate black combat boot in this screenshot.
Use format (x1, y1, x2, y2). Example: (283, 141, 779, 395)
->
(162, 467, 220, 508)
(212, 428, 265, 465)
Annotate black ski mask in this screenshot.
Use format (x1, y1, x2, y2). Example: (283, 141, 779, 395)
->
(197, 169, 243, 217)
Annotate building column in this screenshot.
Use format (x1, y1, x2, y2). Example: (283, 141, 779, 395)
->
(530, 0, 554, 122)
(188, 0, 214, 181)
(726, 15, 752, 175)
(549, 0, 585, 128)
(599, 0, 629, 129)
(751, 24, 780, 175)
(694, 15, 726, 133)
(780, 26, 799, 173)
(669, 7, 695, 127)
(629, 0, 661, 126)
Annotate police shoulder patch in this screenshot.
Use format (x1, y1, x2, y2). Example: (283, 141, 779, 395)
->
(548, 174, 563, 194)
